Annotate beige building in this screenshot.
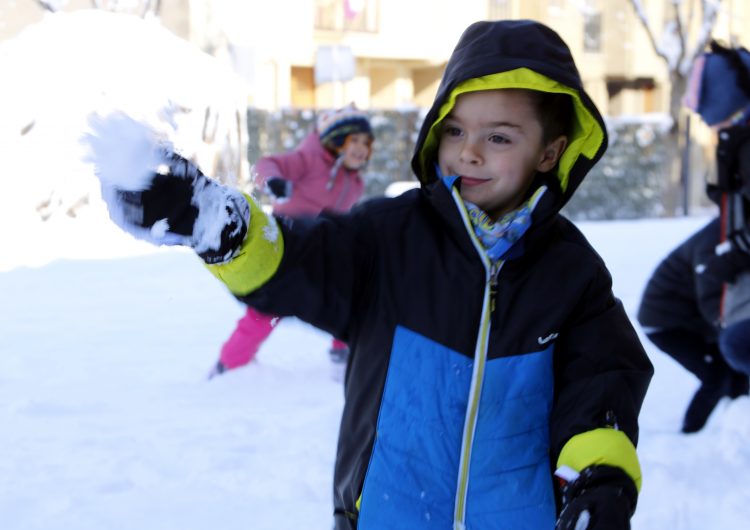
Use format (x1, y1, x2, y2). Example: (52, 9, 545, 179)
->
(187, 0, 749, 118)
(2, 0, 748, 116)
(1, 0, 748, 215)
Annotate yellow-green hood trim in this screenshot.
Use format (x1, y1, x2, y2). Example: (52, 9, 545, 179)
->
(418, 68, 605, 194)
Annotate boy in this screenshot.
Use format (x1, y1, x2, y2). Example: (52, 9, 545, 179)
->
(91, 19, 652, 530)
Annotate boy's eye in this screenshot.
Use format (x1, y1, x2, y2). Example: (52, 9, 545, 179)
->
(489, 134, 510, 144)
(443, 125, 462, 137)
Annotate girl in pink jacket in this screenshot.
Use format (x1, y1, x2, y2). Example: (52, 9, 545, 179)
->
(210, 105, 373, 378)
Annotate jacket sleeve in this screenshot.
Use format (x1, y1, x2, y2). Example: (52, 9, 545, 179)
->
(206, 195, 285, 295)
(254, 146, 311, 188)
(693, 218, 723, 326)
(550, 264, 653, 491)
(209, 199, 375, 342)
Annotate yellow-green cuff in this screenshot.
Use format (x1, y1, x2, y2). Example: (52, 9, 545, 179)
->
(206, 194, 284, 296)
(556, 428, 642, 491)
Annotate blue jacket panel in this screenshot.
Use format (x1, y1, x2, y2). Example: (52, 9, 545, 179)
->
(358, 326, 556, 529)
(467, 345, 556, 528)
(359, 326, 470, 528)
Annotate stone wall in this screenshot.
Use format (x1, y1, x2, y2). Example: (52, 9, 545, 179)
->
(247, 108, 676, 220)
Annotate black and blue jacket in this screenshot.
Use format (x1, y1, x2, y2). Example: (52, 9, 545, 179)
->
(209, 19, 653, 530)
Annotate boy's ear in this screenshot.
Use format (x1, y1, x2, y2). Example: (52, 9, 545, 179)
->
(537, 135, 568, 173)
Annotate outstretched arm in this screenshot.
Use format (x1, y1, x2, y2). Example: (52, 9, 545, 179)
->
(85, 112, 367, 352)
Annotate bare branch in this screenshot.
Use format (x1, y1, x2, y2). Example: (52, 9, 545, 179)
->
(672, 1, 687, 69)
(628, 0, 673, 65)
(680, 0, 722, 75)
(36, 0, 69, 12)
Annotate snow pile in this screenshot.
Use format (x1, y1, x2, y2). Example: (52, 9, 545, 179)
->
(82, 110, 255, 257)
(83, 112, 171, 192)
(0, 9, 248, 226)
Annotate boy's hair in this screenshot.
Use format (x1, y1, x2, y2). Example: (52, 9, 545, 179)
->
(526, 90, 574, 144)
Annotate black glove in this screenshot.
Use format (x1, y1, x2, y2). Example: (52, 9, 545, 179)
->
(103, 152, 250, 264)
(697, 249, 750, 283)
(556, 465, 637, 530)
(264, 177, 292, 201)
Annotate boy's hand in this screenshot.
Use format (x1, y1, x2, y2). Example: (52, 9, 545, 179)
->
(103, 152, 250, 264)
(264, 177, 292, 202)
(556, 465, 637, 530)
(84, 112, 249, 264)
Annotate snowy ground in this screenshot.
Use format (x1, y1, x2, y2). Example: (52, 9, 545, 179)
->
(1, 203, 749, 530)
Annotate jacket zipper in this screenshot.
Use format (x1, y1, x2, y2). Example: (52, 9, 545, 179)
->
(449, 187, 502, 529)
(489, 261, 501, 313)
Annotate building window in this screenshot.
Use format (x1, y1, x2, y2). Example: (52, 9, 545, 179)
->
(583, 0, 602, 52)
(488, 0, 511, 20)
(315, 0, 379, 32)
(291, 67, 316, 108)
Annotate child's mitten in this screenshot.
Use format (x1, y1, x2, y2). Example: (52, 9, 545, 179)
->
(264, 177, 292, 201)
(556, 465, 637, 530)
(85, 112, 250, 264)
(109, 152, 249, 264)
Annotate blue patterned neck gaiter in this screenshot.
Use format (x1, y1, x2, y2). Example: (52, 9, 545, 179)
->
(464, 186, 547, 263)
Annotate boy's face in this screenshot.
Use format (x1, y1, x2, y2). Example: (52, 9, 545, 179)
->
(339, 132, 373, 170)
(438, 89, 566, 220)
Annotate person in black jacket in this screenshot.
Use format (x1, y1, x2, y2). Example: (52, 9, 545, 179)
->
(682, 41, 750, 409)
(89, 20, 653, 530)
(638, 218, 749, 433)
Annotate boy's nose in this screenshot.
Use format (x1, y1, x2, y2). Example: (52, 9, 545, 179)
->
(459, 141, 482, 164)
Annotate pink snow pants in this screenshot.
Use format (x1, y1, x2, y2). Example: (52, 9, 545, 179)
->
(219, 306, 346, 370)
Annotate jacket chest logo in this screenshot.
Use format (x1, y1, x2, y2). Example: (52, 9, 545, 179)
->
(537, 332, 559, 345)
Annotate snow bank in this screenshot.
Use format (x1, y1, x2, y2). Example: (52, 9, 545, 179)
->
(0, 9, 247, 226)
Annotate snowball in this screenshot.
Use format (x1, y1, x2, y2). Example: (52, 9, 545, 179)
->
(81, 112, 170, 192)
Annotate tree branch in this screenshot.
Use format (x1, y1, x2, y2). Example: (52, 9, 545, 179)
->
(681, 0, 722, 75)
(628, 0, 673, 66)
(35, 0, 68, 12)
(672, 1, 687, 69)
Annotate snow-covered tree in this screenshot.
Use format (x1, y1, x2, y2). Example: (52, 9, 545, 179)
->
(36, 0, 161, 17)
(627, 0, 722, 214)
(35, 0, 69, 12)
(91, 0, 161, 18)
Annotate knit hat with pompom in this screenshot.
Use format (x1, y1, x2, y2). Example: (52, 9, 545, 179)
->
(317, 104, 373, 151)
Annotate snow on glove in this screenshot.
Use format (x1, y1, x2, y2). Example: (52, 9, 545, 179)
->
(555, 465, 637, 530)
(83, 112, 249, 264)
(264, 176, 292, 202)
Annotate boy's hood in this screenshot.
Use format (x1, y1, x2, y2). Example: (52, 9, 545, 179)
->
(411, 19, 608, 212)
